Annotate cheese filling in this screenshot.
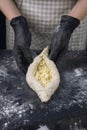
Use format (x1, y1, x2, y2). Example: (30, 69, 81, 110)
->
(34, 59, 52, 87)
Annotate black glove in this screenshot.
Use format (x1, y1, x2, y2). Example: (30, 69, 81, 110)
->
(10, 16, 33, 74)
(49, 15, 80, 61)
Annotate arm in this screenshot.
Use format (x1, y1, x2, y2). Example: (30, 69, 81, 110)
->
(0, 0, 33, 74)
(68, 0, 87, 20)
(49, 0, 87, 61)
(0, 0, 21, 20)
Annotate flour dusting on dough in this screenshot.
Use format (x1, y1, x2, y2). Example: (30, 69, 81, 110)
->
(26, 47, 60, 102)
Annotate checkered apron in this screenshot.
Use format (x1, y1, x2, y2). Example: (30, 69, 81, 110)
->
(6, 0, 87, 50)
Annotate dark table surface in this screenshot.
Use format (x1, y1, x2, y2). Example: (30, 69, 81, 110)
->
(0, 50, 87, 130)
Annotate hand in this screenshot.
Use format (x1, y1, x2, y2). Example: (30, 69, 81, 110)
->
(10, 16, 33, 74)
(49, 15, 80, 62)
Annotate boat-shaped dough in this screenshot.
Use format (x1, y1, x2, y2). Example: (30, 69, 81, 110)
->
(26, 47, 60, 102)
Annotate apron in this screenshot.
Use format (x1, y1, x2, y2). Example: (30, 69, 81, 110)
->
(6, 0, 87, 50)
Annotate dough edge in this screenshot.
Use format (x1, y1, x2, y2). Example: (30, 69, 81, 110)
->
(26, 47, 60, 102)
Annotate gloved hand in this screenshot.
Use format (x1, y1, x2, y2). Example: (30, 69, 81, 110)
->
(49, 15, 80, 61)
(10, 16, 33, 74)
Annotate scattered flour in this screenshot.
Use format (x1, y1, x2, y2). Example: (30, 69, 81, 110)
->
(69, 120, 86, 130)
(37, 125, 50, 130)
(0, 95, 34, 118)
(0, 66, 8, 77)
(74, 68, 83, 77)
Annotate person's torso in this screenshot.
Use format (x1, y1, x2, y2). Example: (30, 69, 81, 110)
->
(6, 0, 87, 50)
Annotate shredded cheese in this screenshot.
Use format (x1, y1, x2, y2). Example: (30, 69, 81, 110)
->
(34, 59, 52, 87)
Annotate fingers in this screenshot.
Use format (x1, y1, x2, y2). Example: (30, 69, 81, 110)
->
(49, 48, 58, 62)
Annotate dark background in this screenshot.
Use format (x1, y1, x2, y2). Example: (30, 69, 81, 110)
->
(0, 11, 6, 49)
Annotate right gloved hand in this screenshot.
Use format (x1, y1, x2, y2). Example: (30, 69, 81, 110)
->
(10, 16, 33, 74)
(49, 15, 80, 62)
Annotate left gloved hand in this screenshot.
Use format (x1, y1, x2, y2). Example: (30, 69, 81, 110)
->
(49, 15, 80, 62)
(10, 16, 33, 74)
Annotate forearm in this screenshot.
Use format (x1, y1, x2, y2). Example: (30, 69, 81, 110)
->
(68, 0, 87, 20)
(0, 0, 21, 21)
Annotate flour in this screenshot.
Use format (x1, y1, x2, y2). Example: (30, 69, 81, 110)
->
(29, 103, 34, 109)
(0, 95, 34, 119)
(69, 120, 87, 130)
(0, 94, 35, 129)
(0, 66, 8, 77)
(37, 125, 50, 130)
(11, 60, 18, 70)
(74, 68, 83, 77)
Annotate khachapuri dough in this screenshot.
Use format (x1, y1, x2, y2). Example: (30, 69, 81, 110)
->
(26, 47, 60, 102)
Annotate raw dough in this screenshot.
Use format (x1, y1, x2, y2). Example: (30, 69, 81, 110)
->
(26, 47, 60, 102)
